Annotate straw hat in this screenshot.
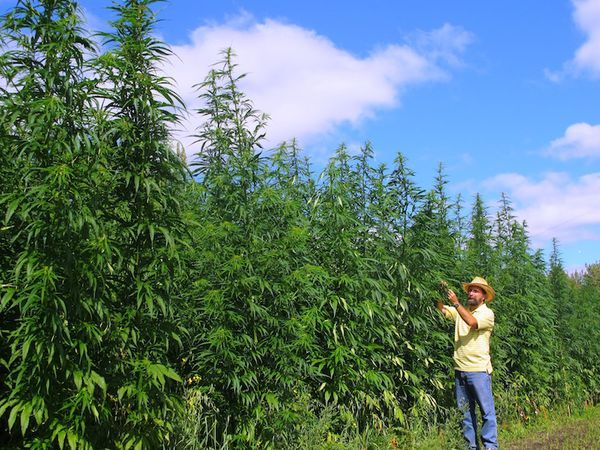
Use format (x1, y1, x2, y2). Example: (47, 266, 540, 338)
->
(462, 276, 495, 301)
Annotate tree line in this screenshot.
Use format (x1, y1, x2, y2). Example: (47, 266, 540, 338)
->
(1, 0, 598, 448)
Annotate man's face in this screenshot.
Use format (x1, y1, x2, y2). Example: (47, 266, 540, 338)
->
(467, 286, 486, 307)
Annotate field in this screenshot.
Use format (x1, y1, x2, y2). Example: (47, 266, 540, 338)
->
(1, 0, 599, 448)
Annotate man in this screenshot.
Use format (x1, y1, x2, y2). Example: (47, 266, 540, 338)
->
(436, 277, 498, 450)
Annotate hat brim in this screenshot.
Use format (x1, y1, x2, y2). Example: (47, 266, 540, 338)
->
(462, 282, 496, 301)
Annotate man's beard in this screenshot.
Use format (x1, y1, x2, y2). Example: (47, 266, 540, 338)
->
(467, 298, 481, 307)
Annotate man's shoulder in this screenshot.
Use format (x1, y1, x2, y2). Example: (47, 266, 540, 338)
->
(474, 303, 495, 330)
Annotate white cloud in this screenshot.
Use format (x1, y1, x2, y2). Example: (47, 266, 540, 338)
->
(486, 172, 600, 245)
(550, 0, 600, 80)
(409, 23, 473, 67)
(571, 0, 600, 77)
(543, 67, 563, 83)
(164, 14, 471, 155)
(546, 122, 600, 159)
(80, 6, 109, 37)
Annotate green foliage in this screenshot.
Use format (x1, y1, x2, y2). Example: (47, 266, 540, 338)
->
(0, 0, 187, 447)
(490, 198, 559, 418)
(182, 50, 314, 445)
(0, 0, 106, 446)
(563, 263, 600, 403)
(90, 0, 189, 446)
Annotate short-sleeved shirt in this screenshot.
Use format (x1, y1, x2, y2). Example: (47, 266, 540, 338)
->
(443, 303, 495, 373)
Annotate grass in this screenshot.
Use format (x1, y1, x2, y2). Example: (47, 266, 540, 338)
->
(499, 404, 600, 450)
(308, 403, 600, 449)
(164, 399, 600, 449)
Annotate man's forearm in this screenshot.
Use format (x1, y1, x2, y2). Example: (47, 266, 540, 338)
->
(454, 303, 478, 328)
(447, 289, 478, 329)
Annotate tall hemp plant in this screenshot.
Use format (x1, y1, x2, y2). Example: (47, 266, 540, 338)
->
(351, 146, 448, 424)
(490, 194, 559, 419)
(547, 240, 584, 404)
(184, 50, 318, 445)
(270, 139, 315, 211)
(464, 193, 494, 278)
(307, 145, 404, 425)
(92, 0, 189, 447)
(0, 0, 110, 447)
(564, 264, 600, 404)
(0, 14, 15, 442)
(396, 165, 456, 421)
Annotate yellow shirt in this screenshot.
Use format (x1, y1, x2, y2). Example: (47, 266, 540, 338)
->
(443, 303, 495, 373)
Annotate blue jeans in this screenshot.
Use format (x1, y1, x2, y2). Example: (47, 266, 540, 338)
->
(455, 370, 498, 450)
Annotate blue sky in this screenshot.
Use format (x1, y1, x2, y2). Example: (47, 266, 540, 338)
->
(29, 0, 600, 270)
